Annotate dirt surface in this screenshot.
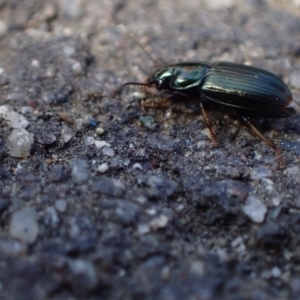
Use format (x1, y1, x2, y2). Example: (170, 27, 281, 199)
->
(1, 0, 300, 299)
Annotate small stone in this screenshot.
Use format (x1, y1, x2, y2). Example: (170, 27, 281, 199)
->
(97, 163, 109, 173)
(96, 127, 105, 135)
(71, 159, 89, 182)
(72, 61, 82, 74)
(250, 166, 272, 180)
(60, 0, 83, 19)
(0, 239, 27, 256)
(9, 207, 38, 244)
(95, 140, 111, 149)
(115, 201, 141, 225)
(5, 111, 29, 129)
(61, 125, 73, 143)
(0, 105, 12, 117)
(8, 129, 34, 158)
(243, 196, 267, 223)
(55, 200, 67, 212)
(285, 166, 300, 184)
(85, 136, 95, 146)
(102, 147, 115, 157)
(271, 266, 281, 278)
(132, 163, 143, 170)
(231, 236, 243, 248)
(48, 165, 70, 182)
(19, 106, 34, 115)
(150, 215, 169, 230)
(0, 20, 7, 37)
(31, 59, 40, 68)
(35, 127, 57, 145)
(290, 71, 300, 89)
(139, 116, 156, 130)
(137, 224, 150, 235)
(91, 176, 125, 197)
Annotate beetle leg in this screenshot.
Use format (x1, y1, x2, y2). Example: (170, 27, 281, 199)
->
(200, 103, 219, 147)
(141, 96, 172, 109)
(241, 116, 285, 168)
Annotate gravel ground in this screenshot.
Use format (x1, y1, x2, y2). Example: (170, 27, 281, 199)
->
(1, 0, 300, 299)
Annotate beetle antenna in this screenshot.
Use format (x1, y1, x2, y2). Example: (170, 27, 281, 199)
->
(129, 33, 161, 69)
(122, 82, 150, 88)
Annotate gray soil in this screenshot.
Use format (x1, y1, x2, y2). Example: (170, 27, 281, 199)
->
(1, 0, 300, 299)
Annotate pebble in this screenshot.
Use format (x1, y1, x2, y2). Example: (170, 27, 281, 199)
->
(285, 166, 300, 184)
(290, 71, 300, 89)
(60, 0, 83, 19)
(250, 166, 272, 180)
(95, 140, 111, 149)
(8, 128, 34, 158)
(91, 176, 125, 197)
(9, 207, 39, 244)
(6, 111, 29, 129)
(61, 125, 73, 143)
(102, 147, 115, 157)
(206, 0, 234, 10)
(0, 106, 29, 129)
(242, 196, 267, 223)
(150, 215, 169, 230)
(97, 163, 109, 173)
(139, 116, 156, 130)
(137, 224, 150, 235)
(0, 239, 27, 256)
(55, 200, 67, 212)
(132, 163, 143, 170)
(0, 19, 7, 37)
(85, 136, 95, 146)
(71, 159, 89, 182)
(96, 127, 105, 135)
(0, 105, 12, 116)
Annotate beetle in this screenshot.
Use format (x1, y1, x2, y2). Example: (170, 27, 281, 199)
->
(120, 61, 300, 166)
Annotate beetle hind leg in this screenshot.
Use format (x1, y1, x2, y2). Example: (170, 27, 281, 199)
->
(241, 116, 285, 168)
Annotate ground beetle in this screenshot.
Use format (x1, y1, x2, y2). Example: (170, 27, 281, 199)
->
(121, 61, 300, 166)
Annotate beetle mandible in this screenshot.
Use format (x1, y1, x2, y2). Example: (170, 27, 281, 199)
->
(121, 61, 300, 167)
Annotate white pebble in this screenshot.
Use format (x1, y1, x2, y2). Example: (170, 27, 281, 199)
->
(19, 106, 34, 115)
(242, 196, 267, 223)
(8, 129, 34, 158)
(250, 166, 272, 180)
(290, 71, 300, 89)
(61, 125, 73, 143)
(137, 224, 150, 235)
(0, 108, 29, 129)
(132, 163, 143, 170)
(71, 159, 89, 182)
(9, 207, 38, 244)
(0, 105, 12, 117)
(102, 147, 115, 157)
(95, 140, 111, 149)
(150, 215, 169, 230)
(31, 59, 40, 68)
(55, 200, 67, 212)
(97, 163, 109, 173)
(85, 136, 95, 146)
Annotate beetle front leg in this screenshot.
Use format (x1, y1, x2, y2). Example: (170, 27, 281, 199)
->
(200, 103, 219, 148)
(141, 96, 173, 109)
(241, 116, 285, 168)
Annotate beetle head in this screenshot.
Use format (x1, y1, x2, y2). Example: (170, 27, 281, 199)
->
(147, 68, 172, 91)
